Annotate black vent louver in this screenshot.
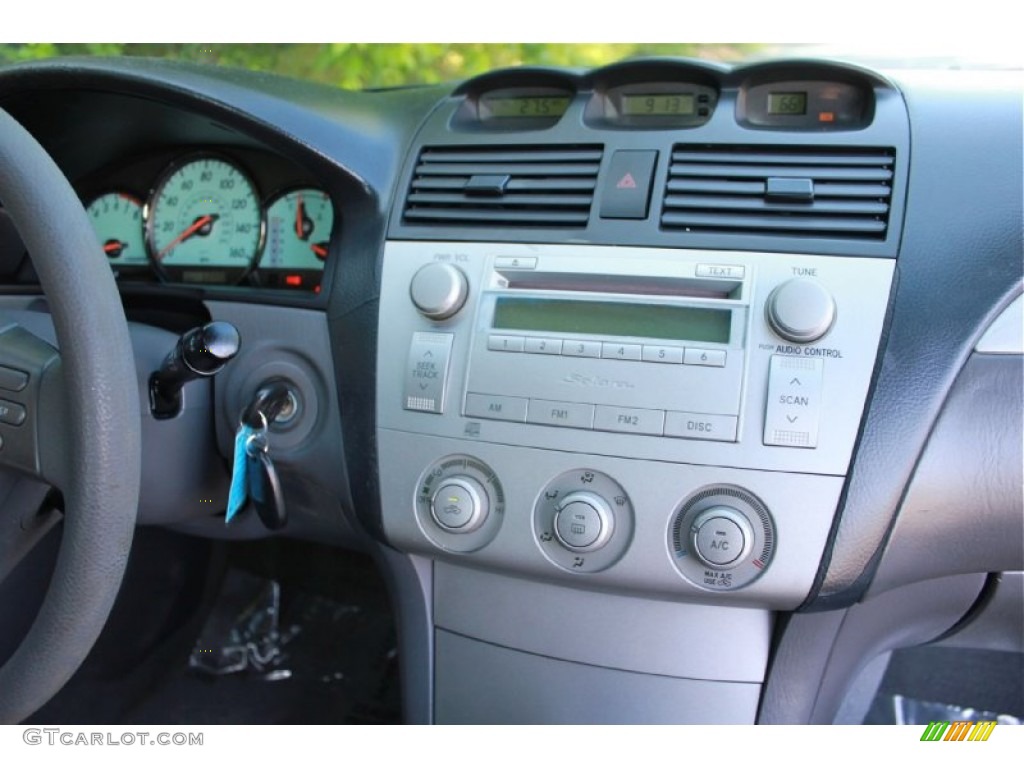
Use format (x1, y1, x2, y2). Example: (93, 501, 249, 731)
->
(403, 145, 602, 227)
(662, 145, 895, 239)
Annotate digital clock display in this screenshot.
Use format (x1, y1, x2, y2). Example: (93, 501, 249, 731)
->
(620, 93, 696, 116)
(767, 92, 808, 115)
(481, 95, 571, 119)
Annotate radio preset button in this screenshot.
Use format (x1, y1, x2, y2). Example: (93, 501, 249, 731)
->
(642, 345, 684, 364)
(487, 334, 525, 353)
(601, 342, 642, 361)
(403, 332, 454, 414)
(684, 348, 727, 367)
(527, 399, 595, 429)
(664, 412, 738, 442)
(561, 340, 601, 358)
(464, 393, 528, 423)
(524, 337, 563, 355)
(593, 405, 665, 436)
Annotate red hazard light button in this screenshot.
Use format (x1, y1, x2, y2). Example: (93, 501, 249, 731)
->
(599, 150, 658, 220)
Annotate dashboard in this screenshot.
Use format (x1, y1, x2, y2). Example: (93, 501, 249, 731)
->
(0, 54, 1020, 726)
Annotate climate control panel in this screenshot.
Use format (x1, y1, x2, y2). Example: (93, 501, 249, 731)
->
(378, 242, 893, 606)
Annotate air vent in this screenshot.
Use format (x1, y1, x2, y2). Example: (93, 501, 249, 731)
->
(403, 145, 602, 227)
(662, 145, 895, 239)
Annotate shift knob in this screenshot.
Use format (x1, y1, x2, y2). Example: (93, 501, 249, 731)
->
(150, 321, 240, 418)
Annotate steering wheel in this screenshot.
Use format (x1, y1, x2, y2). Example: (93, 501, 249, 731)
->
(0, 108, 141, 723)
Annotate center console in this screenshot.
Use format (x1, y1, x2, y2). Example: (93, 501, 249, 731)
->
(377, 242, 893, 721)
(375, 58, 906, 723)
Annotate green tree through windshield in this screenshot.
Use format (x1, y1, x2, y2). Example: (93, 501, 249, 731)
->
(0, 43, 763, 90)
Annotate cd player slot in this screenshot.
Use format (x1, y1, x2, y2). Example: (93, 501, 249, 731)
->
(496, 270, 742, 300)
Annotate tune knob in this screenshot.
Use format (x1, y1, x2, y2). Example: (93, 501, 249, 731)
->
(553, 492, 615, 552)
(766, 278, 836, 344)
(410, 263, 468, 320)
(430, 475, 489, 533)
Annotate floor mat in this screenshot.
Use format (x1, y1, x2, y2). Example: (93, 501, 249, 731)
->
(864, 646, 1024, 725)
(125, 564, 399, 725)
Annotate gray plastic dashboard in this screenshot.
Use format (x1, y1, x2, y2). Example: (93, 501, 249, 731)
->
(0, 55, 1019, 724)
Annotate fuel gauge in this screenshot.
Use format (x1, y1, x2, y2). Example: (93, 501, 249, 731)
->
(86, 192, 147, 267)
(262, 189, 333, 271)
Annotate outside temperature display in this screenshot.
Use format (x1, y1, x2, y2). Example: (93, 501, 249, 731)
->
(768, 92, 808, 115)
(620, 93, 696, 116)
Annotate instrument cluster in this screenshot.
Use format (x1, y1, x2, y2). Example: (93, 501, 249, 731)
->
(82, 151, 335, 293)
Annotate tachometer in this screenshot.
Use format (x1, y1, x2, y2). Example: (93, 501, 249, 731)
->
(86, 192, 147, 267)
(146, 155, 263, 284)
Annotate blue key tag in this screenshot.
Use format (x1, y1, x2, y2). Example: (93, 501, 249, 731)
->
(226, 423, 256, 524)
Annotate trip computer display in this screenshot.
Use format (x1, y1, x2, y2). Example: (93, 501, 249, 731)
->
(452, 85, 575, 130)
(480, 95, 570, 119)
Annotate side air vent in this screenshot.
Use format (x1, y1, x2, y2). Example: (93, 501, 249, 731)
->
(662, 145, 895, 239)
(403, 145, 602, 227)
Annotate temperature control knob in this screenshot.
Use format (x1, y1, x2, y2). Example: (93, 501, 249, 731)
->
(689, 507, 754, 568)
(410, 263, 468, 320)
(430, 475, 488, 533)
(766, 278, 836, 344)
(553, 492, 615, 552)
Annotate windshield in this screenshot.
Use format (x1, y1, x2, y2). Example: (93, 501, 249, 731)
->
(2, 41, 1015, 91)
(2, 42, 1018, 91)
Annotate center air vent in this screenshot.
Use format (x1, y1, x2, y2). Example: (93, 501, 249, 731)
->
(403, 145, 602, 227)
(662, 145, 895, 239)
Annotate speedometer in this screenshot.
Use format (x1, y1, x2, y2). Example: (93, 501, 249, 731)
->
(146, 155, 263, 284)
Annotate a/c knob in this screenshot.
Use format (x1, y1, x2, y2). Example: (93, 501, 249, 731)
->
(410, 263, 468, 320)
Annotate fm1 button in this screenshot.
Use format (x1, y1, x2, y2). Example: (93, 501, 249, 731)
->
(430, 476, 488, 533)
(553, 492, 615, 552)
(691, 507, 754, 568)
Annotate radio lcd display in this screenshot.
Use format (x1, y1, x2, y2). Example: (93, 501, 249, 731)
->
(493, 298, 731, 344)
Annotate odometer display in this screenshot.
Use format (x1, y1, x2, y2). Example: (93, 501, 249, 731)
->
(620, 93, 696, 116)
(147, 156, 262, 282)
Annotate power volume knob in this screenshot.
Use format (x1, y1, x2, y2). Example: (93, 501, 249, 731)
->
(766, 278, 836, 344)
(410, 263, 468, 320)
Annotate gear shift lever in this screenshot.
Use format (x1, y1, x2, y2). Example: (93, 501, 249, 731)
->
(149, 321, 240, 418)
